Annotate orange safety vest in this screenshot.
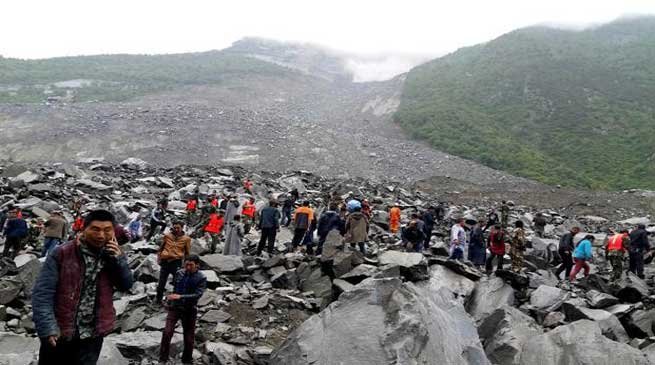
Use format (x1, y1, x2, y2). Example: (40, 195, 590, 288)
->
(242, 202, 256, 218)
(607, 233, 626, 252)
(72, 217, 85, 232)
(210, 199, 218, 207)
(204, 213, 224, 234)
(389, 207, 401, 222)
(186, 199, 197, 211)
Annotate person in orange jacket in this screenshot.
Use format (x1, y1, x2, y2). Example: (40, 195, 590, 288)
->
(389, 204, 401, 234)
(203, 208, 224, 254)
(185, 195, 198, 226)
(241, 197, 256, 234)
(291, 201, 314, 252)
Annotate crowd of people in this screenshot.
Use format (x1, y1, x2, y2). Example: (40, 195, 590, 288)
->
(1, 176, 652, 364)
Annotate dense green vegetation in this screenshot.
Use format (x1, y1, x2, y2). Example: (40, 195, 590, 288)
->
(0, 51, 292, 102)
(395, 17, 655, 190)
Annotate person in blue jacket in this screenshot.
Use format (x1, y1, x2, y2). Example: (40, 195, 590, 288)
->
(2, 208, 28, 258)
(570, 235, 595, 281)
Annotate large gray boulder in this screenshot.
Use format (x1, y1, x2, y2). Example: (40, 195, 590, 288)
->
(201, 254, 245, 273)
(622, 309, 655, 339)
(107, 331, 183, 359)
(561, 303, 630, 343)
(300, 268, 334, 309)
(133, 254, 160, 283)
(467, 276, 515, 322)
(0, 332, 40, 365)
(478, 306, 542, 365)
(425, 264, 475, 304)
(615, 273, 650, 303)
(378, 251, 428, 281)
(519, 320, 650, 365)
(587, 290, 619, 309)
(529, 285, 569, 311)
(97, 340, 130, 365)
(270, 278, 489, 365)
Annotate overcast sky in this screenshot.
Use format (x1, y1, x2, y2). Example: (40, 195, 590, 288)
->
(2, 0, 655, 59)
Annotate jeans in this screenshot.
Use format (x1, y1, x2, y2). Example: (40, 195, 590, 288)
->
(281, 208, 292, 227)
(38, 336, 103, 365)
(160, 306, 197, 363)
(42, 237, 61, 257)
(157, 259, 182, 303)
(570, 258, 590, 281)
(485, 252, 504, 272)
(449, 246, 463, 260)
(555, 249, 573, 280)
(257, 227, 277, 255)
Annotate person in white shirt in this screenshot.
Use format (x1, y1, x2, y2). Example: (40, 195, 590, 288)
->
(450, 217, 467, 260)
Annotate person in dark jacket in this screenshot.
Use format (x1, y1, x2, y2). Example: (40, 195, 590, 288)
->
(147, 201, 167, 240)
(159, 254, 207, 364)
(32, 210, 133, 365)
(2, 208, 28, 258)
(483, 210, 499, 232)
(257, 200, 281, 255)
(555, 226, 580, 281)
(316, 204, 344, 255)
(422, 209, 435, 248)
(401, 220, 425, 252)
(280, 194, 295, 227)
(629, 224, 651, 279)
(468, 220, 486, 269)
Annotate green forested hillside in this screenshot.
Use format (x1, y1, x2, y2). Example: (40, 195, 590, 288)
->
(395, 17, 655, 190)
(0, 51, 292, 102)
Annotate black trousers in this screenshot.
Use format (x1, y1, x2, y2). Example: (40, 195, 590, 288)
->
(257, 227, 277, 254)
(157, 259, 182, 302)
(555, 249, 573, 280)
(485, 253, 504, 272)
(39, 336, 103, 365)
(291, 228, 307, 249)
(2, 236, 22, 258)
(629, 250, 645, 278)
(147, 220, 167, 240)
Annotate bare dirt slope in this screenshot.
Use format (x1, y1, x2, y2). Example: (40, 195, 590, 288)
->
(0, 73, 531, 187)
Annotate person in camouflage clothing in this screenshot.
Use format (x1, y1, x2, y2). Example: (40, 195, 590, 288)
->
(606, 229, 630, 281)
(510, 220, 526, 272)
(26, 218, 44, 250)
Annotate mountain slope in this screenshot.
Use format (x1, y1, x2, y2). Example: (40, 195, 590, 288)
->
(0, 47, 296, 103)
(395, 16, 655, 190)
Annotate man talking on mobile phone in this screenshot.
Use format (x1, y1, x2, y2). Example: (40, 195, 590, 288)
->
(32, 209, 134, 365)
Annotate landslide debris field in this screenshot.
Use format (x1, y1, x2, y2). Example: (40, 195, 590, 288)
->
(1, 161, 655, 364)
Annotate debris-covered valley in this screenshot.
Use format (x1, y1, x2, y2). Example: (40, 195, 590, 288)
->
(2, 160, 655, 364)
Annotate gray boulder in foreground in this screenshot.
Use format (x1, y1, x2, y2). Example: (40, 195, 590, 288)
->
(270, 277, 489, 365)
(519, 320, 651, 365)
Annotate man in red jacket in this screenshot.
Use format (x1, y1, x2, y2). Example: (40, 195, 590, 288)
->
(32, 210, 133, 365)
(485, 224, 506, 274)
